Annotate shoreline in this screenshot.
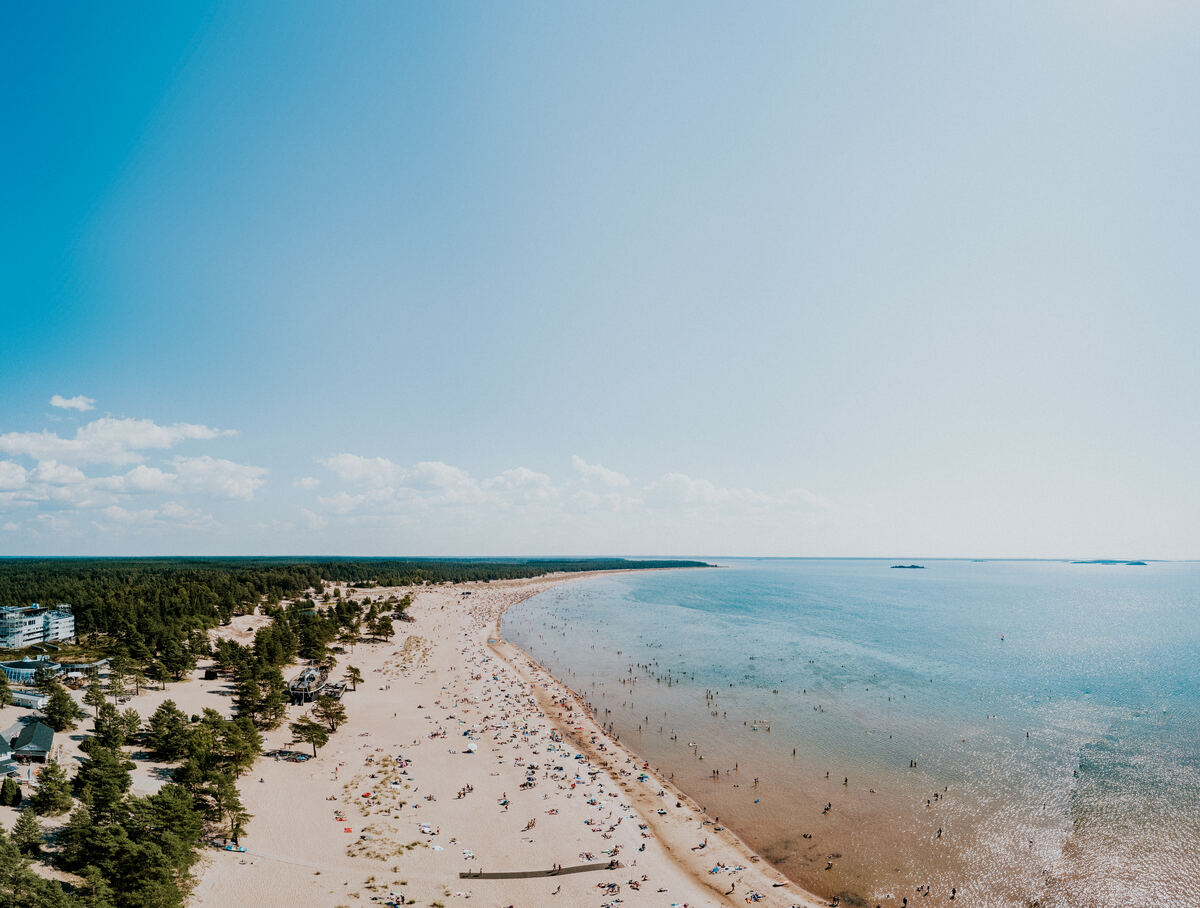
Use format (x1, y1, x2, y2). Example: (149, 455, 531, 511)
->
(489, 570, 826, 907)
(185, 570, 825, 907)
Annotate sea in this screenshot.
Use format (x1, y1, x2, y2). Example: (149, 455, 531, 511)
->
(500, 558, 1200, 907)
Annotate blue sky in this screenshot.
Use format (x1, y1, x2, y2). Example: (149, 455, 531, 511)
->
(2, 2, 1198, 557)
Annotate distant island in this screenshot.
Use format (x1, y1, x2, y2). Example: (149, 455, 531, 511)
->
(1071, 560, 1147, 566)
(890, 564, 926, 569)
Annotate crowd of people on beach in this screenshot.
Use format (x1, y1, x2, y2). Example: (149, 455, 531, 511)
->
(241, 581, 945, 908)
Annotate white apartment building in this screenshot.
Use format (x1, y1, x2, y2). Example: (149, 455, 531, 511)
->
(0, 604, 75, 649)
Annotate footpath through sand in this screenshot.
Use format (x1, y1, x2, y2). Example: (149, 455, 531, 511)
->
(191, 574, 824, 908)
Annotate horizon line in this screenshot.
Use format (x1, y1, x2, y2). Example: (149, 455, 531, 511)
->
(0, 554, 1191, 563)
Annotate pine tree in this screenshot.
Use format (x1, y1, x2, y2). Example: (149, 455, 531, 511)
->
(32, 664, 58, 695)
(232, 672, 261, 724)
(345, 665, 363, 691)
(161, 639, 194, 680)
(218, 718, 262, 778)
(146, 660, 168, 690)
(93, 702, 126, 749)
(105, 664, 129, 703)
(201, 772, 247, 839)
(256, 667, 289, 730)
(126, 784, 204, 870)
(11, 808, 42, 855)
(74, 745, 133, 821)
(0, 823, 75, 906)
(81, 865, 118, 908)
(312, 695, 347, 732)
(369, 614, 394, 642)
(82, 676, 105, 719)
(0, 776, 20, 806)
(0, 669, 13, 707)
(120, 708, 142, 743)
(288, 716, 329, 756)
(146, 700, 191, 761)
(31, 759, 74, 816)
(56, 804, 94, 868)
(42, 681, 85, 731)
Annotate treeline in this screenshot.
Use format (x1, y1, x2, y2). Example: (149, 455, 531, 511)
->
(292, 557, 708, 586)
(0, 559, 324, 632)
(0, 558, 706, 660)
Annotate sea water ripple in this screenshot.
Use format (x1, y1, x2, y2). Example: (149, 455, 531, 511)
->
(502, 558, 1200, 906)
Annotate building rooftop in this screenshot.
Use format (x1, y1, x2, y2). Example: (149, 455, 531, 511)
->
(11, 720, 54, 755)
(0, 603, 72, 615)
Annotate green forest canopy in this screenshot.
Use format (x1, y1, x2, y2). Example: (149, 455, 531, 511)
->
(0, 557, 708, 649)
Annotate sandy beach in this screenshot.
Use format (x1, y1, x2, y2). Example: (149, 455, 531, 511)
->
(181, 573, 824, 908)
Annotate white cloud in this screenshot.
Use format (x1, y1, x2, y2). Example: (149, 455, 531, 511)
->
(649, 472, 748, 507)
(484, 467, 556, 503)
(314, 455, 561, 513)
(2, 398, 834, 554)
(0, 461, 27, 490)
(306, 453, 829, 555)
(50, 394, 96, 412)
(123, 464, 178, 493)
(102, 505, 153, 523)
(1, 522, 17, 532)
(487, 466, 553, 490)
(317, 456, 492, 505)
(89, 501, 220, 534)
(320, 453, 403, 487)
(172, 455, 267, 500)
(160, 501, 219, 530)
(410, 461, 483, 502)
(0, 417, 233, 465)
(3, 460, 121, 511)
(31, 460, 88, 485)
(0, 404, 271, 543)
(571, 455, 630, 488)
(571, 487, 639, 513)
(647, 472, 828, 514)
(317, 490, 367, 514)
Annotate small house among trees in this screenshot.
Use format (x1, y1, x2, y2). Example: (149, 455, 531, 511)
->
(10, 720, 54, 762)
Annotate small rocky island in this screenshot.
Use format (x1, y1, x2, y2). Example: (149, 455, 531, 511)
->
(890, 564, 926, 569)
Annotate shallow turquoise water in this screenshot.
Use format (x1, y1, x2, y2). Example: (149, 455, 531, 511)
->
(502, 559, 1200, 906)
